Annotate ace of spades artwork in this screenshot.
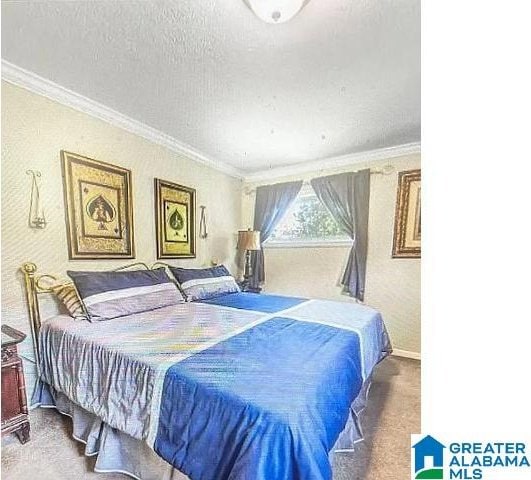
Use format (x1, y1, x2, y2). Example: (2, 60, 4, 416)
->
(80, 182, 122, 239)
(165, 201, 188, 242)
(87, 195, 115, 230)
(155, 178, 195, 259)
(61, 151, 134, 258)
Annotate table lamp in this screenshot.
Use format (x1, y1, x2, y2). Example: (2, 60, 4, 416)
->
(237, 229, 261, 289)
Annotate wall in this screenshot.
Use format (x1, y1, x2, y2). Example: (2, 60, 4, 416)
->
(1, 82, 242, 367)
(1, 80, 419, 375)
(241, 154, 421, 354)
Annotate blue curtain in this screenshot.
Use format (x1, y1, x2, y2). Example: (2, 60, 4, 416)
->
(310, 170, 370, 300)
(250, 181, 303, 289)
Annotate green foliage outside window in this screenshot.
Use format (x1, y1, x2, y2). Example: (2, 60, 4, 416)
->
(269, 192, 347, 241)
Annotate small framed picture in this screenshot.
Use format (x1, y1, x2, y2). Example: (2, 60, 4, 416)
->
(154, 178, 196, 259)
(61, 151, 135, 259)
(392, 169, 421, 258)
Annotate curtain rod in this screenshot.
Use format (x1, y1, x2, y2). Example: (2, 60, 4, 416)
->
(243, 165, 394, 195)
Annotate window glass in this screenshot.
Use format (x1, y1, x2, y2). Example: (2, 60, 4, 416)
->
(267, 185, 350, 244)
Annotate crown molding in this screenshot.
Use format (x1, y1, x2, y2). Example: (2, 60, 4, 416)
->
(1, 60, 244, 179)
(2, 60, 420, 183)
(243, 142, 421, 183)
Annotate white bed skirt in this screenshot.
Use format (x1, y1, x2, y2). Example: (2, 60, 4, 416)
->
(32, 380, 371, 480)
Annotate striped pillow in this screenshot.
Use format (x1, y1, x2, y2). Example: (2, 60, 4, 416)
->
(169, 265, 240, 301)
(67, 268, 184, 321)
(51, 283, 88, 321)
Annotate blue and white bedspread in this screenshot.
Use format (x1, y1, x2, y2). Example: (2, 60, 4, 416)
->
(35, 293, 391, 480)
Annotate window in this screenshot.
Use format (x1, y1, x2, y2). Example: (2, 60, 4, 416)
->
(266, 185, 351, 247)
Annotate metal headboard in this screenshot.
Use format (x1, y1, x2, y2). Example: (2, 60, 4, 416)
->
(21, 261, 158, 372)
(151, 261, 173, 270)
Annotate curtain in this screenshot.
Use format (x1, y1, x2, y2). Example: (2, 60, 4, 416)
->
(250, 180, 303, 289)
(310, 169, 370, 300)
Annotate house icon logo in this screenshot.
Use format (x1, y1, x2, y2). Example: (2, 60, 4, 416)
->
(412, 435, 446, 479)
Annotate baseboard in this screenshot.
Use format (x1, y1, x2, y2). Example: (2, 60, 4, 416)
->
(392, 349, 421, 360)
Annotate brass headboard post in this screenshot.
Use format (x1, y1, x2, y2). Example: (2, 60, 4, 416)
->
(21, 262, 42, 374)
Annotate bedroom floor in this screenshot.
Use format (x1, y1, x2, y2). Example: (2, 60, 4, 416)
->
(1, 356, 420, 480)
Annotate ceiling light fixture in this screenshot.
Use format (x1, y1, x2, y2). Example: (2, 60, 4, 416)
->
(243, 0, 311, 24)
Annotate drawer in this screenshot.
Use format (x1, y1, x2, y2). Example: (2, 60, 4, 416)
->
(1, 363, 24, 424)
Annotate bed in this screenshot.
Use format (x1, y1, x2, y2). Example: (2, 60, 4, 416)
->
(23, 262, 391, 480)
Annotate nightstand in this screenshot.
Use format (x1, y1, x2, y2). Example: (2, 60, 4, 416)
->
(238, 280, 262, 294)
(1, 325, 30, 444)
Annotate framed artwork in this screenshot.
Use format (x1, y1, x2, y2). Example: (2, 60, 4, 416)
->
(61, 151, 135, 259)
(392, 169, 421, 258)
(154, 178, 196, 259)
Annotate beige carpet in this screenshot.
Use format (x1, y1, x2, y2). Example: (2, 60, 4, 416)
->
(1, 356, 420, 480)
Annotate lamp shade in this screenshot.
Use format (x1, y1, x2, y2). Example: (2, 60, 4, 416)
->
(237, 230, 261, 251)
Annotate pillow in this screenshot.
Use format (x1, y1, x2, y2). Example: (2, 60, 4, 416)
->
(169, 265, 240, 301)
(51, 283, 88, 321)
(67, 268, 184, 321)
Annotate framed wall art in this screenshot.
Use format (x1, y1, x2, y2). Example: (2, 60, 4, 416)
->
(154, 178, 196, 259)
(392, 169, 421, 258)
(61, 151, 135, 259)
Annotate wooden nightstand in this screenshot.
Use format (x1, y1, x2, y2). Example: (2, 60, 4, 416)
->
(1, 325, 30, 444)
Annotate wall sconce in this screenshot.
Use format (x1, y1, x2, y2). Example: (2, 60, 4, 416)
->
(243, 0, 311, 24)
(199, 205, 208, 239)
(26, 170, 47, 229)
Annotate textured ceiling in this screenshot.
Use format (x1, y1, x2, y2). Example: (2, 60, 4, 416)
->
(2, 0, 420, 173)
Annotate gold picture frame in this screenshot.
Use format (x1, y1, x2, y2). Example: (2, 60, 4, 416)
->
(392, 169, 421, 258)
(61, 151, 135, 259)
(155, 178, 196, 259)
